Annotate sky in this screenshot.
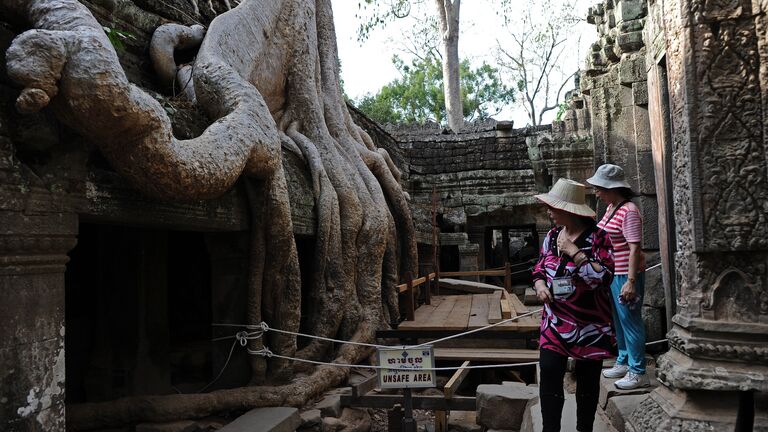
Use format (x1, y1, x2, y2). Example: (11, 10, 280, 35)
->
(331, 0, 595, 126)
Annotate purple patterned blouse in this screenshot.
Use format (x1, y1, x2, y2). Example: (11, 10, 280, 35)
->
(532, 225, 615, 361)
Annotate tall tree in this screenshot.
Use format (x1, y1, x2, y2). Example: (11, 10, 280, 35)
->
(5, 0, 416, 427)
(496, 0, 582, 126)
(356, 55, 514, 125)
(433, 0, 462, 132)
(357, 0, 464, 132)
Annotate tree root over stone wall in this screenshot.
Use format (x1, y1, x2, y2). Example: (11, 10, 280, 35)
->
(3, 0, 416, 428)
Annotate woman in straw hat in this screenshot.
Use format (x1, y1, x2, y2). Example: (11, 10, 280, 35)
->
(586, 164, 649, 390)
(532, 178, 615, 432)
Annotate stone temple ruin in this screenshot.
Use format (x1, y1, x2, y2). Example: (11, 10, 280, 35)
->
(0, 0, 767, 431)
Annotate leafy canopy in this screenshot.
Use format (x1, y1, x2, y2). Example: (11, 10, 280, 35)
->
(355, 55, 515, 125)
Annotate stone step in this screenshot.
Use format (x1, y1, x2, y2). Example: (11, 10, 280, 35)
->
(218, 407, 301, 432)
(598, 367, 659, 409)
(521, 392, 616, 432)
(605, 394, 649, 432)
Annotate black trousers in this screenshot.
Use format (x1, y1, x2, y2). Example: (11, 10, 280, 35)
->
(539, 349, 603, 432)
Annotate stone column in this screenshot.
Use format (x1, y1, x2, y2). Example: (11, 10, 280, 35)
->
(458, 243, 479, 281)
(0, 140, 77, 430)
(630, 0, 768, 430)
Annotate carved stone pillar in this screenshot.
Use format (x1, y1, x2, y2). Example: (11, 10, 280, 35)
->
(0, 201, 77, 430)
(458, 243, 479, 280)
(630, 0, 768, 429)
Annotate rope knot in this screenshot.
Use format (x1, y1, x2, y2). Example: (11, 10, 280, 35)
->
(236, 331, 249, 346)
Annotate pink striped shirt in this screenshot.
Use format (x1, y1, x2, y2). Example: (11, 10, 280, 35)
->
(597, 202, 643, 275)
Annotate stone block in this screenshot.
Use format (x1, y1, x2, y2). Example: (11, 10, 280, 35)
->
(136, 421, 197, 432)
(321, 408, 371, 432)
(299, 409, 321, 427)
(605, 394, 649, 432)
(615, 0, 646, 22)
(619, 54, 646, 85)
(522, 392, 614, 432)
(447, 410, 482, 432)
(218, 407, 300, 432)
(632, 81, 648, 105)
(641, 254, 664, 308)
(638, 196, 659, 249)
(476, 382, 539, 430)
(617, 31, 644, 54)
(642, 306, 666, 346)
(598, 367, 658, 409)
(635, 151, 655, 194)
(313, 394, 342, 418)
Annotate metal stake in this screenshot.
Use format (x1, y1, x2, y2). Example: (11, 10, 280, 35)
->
(402, 387, 416, 432)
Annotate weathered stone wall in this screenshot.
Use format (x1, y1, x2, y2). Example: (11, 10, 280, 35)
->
(387, 117, 595, 272)
(581, 0, 666, 343)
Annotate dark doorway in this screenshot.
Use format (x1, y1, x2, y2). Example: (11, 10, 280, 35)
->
(65, 224, 212, 403)
(483, 224, 539, 285)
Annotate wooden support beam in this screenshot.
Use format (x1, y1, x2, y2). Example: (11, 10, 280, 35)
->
(404, 271, 415, 321)
(444, 361, 471, 399)
(340, 394, 476, 411)
(504, 261, 511, 292)
(487, 291, 503, 323)
(500, 290, 513, 320)
(440, 270, 506, 277)
(435, 360, 472, 432)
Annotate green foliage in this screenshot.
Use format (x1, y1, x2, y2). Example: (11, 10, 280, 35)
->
(555, 101, 569, 121)
(103, 26, 136, 52)
(355, 55, 515, 125)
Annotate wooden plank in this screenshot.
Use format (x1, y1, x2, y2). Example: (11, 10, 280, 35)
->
(487, 291, 503, 323)
(504, 262, 511, 292)
(467, 293, 491, 328)
(427, 295, 460, 328)
(444, 361, 471, 399)
(434, 348, 540, 362)
(500, 290, 513, 320)
(442, 295, 472, 330)
(352, 374, 378, 398)
(508, 293, 529, 315)
(435, 411, 447, 432)
(438, 278, 499, 294)
(340, 394, 476, 411)
(398, 295, 460, 330)
(440, 270, 505, 277)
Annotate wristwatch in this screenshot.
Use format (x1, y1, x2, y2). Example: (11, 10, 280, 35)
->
(628, 276, 636, 284)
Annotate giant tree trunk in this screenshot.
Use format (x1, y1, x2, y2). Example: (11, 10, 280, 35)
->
(3, 0, 417, 428)
(434, 0, 462, 132)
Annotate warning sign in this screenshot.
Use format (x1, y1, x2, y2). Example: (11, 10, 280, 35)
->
(377, 346, 435, 389)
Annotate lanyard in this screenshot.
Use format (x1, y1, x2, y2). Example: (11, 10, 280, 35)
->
(600, 200, 630, 232)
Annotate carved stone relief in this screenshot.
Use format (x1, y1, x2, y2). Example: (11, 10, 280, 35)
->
(690, 17, 768, 251)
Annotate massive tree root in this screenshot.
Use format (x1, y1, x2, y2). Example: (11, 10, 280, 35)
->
(4, 0, 417, 428)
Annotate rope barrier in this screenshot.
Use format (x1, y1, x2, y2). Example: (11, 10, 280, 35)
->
(212, 307, 543, 351)
(247, 347, 542, 371)
(645, 262, 662, 272)
(246, 340, 669, 372)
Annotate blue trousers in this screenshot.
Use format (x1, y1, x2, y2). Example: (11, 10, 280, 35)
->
(611, 273, 646, 374)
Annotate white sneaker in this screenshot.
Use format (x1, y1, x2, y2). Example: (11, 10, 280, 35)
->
(602, 364, 629, 378)
(614, 372, 650, 390)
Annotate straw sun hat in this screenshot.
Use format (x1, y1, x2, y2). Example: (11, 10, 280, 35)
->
(534, 178, 596, 218)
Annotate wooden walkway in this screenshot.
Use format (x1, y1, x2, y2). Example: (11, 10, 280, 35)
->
(397, 293, 540, 332)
